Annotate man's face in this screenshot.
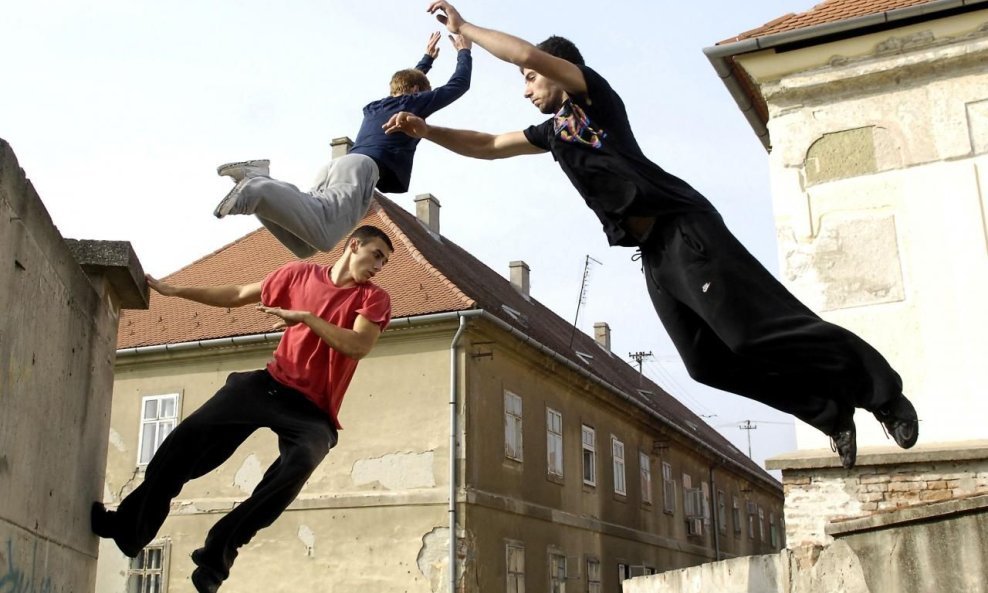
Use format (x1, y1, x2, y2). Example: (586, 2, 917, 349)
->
(348, 237, 391, 283)
(522, 68, 566, 114)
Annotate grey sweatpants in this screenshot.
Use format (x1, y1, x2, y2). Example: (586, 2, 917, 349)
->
(235, 154, 380, 258)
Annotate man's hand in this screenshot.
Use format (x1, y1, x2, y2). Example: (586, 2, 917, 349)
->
(257, 305, 310, 330)
(146, 274, 179, 297)
(425, 31, 441, 59)
(382, 112, 428, 138)
(428, 1, 465, 34)
(449, 33, 471, 51)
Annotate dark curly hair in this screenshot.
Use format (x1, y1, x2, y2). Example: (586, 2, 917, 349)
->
(536, 36, 585, 66)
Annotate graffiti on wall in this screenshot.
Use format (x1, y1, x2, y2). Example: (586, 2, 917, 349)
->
(0, 539, 55, 593)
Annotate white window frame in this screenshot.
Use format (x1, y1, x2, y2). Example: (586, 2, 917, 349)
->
(662, 462, 676, 514)
(586, 558, 601, 593)
(549, 552, 567, 593)
(639, 451, 652, 504)
(683, 474, 703, 536)
(505, 391, 524, 462)
(137, 393, 180, 467)
(747, 500, 757, 539)
(546, 408, 563, 477)
(759, 507, 766, 541)
(717, 490, 728, 534)
(581, 425, 596, 486)
(127, 540, 170, 593)
(506, 542, 525, 593)
(611, 436, 626, 496)
(732, 496, 742, 536)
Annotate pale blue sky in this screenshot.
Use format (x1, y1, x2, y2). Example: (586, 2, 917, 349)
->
(0, 0, 820, 472)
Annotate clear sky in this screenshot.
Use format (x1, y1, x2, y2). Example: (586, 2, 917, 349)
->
(1, 0, 821, 474)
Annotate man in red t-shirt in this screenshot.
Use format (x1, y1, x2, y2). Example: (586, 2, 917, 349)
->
(91, 225, 393, 593)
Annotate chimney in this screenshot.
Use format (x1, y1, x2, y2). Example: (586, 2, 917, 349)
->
(594, 322, 611, 351)
(509, 261, 530, 298)
(415, 193, 441, 234)
(331, 136, 353, 159)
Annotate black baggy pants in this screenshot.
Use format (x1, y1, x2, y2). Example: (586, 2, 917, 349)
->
(113, 370, 337, 579)
(639, 211, 902, 435)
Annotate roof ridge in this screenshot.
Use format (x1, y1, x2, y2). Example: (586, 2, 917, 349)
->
(372, 194, 476, 310)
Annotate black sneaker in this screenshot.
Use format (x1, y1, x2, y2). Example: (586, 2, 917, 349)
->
(829, 417, 857, 470)
(874, 395, 919, 449)
(191, 568, 222, 593)
(91, 502, 142, 557)
(90, 502, 115, 538)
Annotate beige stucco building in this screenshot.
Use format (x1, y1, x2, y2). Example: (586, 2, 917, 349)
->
(706, 0, 988, 451)
(96, 191, 783, 593)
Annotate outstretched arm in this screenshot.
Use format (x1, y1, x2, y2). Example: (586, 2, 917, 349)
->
(414, 31, 442, 74)
(383, 112, 544, 160)
(414, 33, 473, 116)
(257, 308, 383, 360)
(427, 0, 587, 96)
(147, 274, 262, 308)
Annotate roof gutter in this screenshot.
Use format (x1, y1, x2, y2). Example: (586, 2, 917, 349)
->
(116, 309, 779, 491)
(703, 0, 988, 150)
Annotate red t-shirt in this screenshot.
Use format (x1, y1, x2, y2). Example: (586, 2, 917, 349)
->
(261, 262, 392, 429)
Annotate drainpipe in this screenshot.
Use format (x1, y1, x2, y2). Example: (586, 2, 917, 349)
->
(709, 463, 721, 561)
(447, 315, 470, 593)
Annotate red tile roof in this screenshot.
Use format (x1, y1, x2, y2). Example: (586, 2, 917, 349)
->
(117, 193, 777, 486)
(726, 0, 937, 42)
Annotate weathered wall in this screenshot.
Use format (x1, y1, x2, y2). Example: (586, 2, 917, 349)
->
(0, 139, 145, 592)
(623, 495, 988, 593)
(736, 8, 988, 449)
(97, 325, 456, 592)
(461, 326, 784, 593)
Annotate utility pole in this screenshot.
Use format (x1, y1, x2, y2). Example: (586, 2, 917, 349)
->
(628, 351, 653, 385)
(738, 420, 757, 458)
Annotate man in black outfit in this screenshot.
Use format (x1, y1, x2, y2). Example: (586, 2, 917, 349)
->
(383, 0, 919, 468)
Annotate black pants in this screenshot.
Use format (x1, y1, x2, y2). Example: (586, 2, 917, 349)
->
(113, 370, 337, 578)
(640, 211, 902, 435)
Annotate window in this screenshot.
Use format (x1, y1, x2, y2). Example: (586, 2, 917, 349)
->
(661, 462, 675, 513)
(759, 507, 765, 542)
(639, 452, 652, 504)
(581, 426, 596, 486)
(717, 490, 727, 534)
(127, 543, 168, 593)
(546, 408, 563, 477)
(549, 553, 567, 593)
(683, 474, 703, 536)
(586, 559, 601, 593)
(747, 501, 757, 539)
(506, 543, 525, 593)
(770, 512, 779, 548)
(138, 394, 179, 466)
(505, 391, 523, 461)
(617, 564, 630, 582)
(611, 437, 626, 495)
(732, 496, 741, 536)
(701, 481, 711, 527)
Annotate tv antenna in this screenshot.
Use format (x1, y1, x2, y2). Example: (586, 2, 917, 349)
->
(569, 255, 602, 348)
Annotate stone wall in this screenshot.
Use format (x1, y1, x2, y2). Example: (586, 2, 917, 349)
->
(768, 442, 988, 547)
(0, 138, 146, 593)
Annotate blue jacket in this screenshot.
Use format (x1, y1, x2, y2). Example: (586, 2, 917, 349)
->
(350, 49, 472, 193)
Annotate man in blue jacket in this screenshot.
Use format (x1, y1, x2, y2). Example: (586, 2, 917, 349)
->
(384, 1, 919, 469)
(214, 32, 471, 258)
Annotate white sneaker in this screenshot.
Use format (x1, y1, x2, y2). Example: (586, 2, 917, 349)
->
(213, 176, 251, 218)
(216, 159, 270, 182)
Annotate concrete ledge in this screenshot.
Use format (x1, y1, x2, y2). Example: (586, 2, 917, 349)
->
(826, 493, 988, 537)
(65, 239, 149, 310)
(766, 440, 988, 471)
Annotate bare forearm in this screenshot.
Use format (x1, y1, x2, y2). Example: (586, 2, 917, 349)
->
(459, 22, 536, 68)
(301, 314, 374, 359)
(425, 125, 501, 159)
(170, 285, 257, 308)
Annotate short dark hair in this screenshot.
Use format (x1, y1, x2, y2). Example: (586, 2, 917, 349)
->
(536, 36, 585, 66)
(348, 225, 394, 252)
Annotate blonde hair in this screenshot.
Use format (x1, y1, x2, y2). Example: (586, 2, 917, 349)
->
(390, 69, 431, 96)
